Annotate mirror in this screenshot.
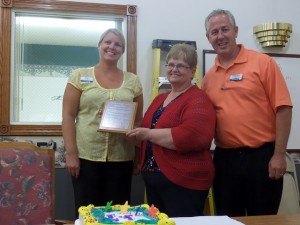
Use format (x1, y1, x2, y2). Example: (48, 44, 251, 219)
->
(0, 0, 137, 136)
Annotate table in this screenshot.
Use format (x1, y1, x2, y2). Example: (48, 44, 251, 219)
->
(234, 214, 300, 225)
(67, 214, 300, 225)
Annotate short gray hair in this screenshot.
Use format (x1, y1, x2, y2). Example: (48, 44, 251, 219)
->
(166, 43, 197, 69)
(205, 9, 236, 33)
(98, 28, 125, 53)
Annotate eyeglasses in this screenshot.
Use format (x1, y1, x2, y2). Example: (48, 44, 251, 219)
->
(165, 63, 190, 70)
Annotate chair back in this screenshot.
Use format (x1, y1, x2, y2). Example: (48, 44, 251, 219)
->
(0, 142, 55, 224)
(278, 152, 300, 214)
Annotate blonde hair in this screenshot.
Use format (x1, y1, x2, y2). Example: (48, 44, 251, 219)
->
(98, 28, 125, 53)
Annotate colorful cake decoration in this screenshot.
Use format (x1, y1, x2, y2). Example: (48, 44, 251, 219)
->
(104, 201, 113, 212)
(148, 204, 159, 218)
(120, 201, 130, 214)
(78, 202, 176, 225)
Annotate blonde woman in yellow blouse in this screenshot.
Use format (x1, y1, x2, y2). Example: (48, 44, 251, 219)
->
(62, 28, 143, 217)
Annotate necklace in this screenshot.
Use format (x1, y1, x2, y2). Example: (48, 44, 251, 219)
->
(163, 84, 193, 107)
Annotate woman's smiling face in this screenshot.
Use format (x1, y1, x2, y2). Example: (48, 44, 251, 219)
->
(166, 58, 195, 86)
(99, 32, 123, 61)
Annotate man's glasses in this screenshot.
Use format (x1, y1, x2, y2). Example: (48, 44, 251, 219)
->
(165, 63, 190, 70)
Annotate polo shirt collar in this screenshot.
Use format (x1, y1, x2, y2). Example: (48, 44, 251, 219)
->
(213, 44, 248, 71)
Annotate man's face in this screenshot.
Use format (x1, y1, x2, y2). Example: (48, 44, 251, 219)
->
(206, 14, 238, 57)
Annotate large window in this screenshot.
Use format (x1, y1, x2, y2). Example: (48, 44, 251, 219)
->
(12, 14, 122, 124)
(0, 0, 137, 136)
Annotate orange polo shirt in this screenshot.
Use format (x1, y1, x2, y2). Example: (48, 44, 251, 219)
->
(202, 45, 292, 148)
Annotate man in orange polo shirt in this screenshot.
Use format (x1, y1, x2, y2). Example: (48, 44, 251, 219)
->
(202, 9, 293, 217)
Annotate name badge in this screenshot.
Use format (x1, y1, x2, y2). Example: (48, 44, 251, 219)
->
(229, 74, 243, 81)
(80, 77, 93, 84)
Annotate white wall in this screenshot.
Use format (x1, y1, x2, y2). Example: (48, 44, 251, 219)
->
(17, 0, 298, 149)
(67, 0, 300, 107)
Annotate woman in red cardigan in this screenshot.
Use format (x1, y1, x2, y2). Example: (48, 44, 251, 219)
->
(127, 43, 216, 217)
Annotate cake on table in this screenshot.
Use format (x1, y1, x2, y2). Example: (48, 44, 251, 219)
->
(78, 201, 175, 225)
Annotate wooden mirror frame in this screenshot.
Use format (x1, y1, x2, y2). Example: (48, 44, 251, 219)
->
(0, 0, 137, 136)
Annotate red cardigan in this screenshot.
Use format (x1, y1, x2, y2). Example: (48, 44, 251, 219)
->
(136, 85, 216, 190)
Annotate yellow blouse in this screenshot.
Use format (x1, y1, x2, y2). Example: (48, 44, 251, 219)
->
(68, 67, 142, 162)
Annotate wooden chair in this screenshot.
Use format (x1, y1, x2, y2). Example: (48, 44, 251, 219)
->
(278, 152, 300, 214)
(0, 142, 55, 224)
(203, 188, 215, 215)
(54, 219, 74, 225)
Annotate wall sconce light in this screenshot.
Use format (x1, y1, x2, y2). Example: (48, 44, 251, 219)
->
(253, 22, 292, 47)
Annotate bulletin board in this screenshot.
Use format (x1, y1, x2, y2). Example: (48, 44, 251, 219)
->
(203, 50, 300, 151)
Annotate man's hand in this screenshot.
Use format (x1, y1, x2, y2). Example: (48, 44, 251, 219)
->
(268, 153, 286, 180)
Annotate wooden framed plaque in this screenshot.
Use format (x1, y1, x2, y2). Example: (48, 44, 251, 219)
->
(98, 100, 137, 133)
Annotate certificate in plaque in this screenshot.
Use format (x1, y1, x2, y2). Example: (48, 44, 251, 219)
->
(98, 100, 137, 133)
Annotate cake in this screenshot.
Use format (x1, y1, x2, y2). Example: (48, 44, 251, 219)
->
(78, 202, 176, 225)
